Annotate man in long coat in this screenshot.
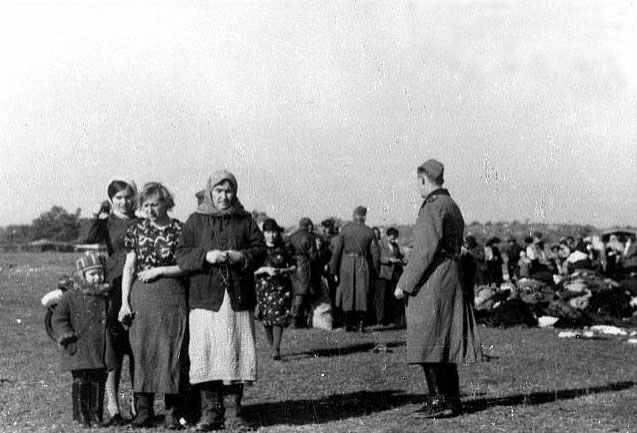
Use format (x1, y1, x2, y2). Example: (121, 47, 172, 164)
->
(395, 159, 482, 418)
(329, 206, 380, 332)
(288, 217, 319, 328)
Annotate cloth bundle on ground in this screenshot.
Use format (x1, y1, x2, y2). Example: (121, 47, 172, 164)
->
(475, 270, 637, 329)
(476, 298, 538, 328)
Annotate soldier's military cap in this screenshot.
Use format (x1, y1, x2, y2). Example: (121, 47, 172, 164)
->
(418, 159, 444, 184)
(353, 206, 367, 217)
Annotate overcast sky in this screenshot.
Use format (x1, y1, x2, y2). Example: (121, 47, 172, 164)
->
(1, 1, 635, 230)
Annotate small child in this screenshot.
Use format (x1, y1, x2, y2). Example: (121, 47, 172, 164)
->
(52, 253, 111, 428)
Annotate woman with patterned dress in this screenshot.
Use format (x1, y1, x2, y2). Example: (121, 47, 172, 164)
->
(118, 182, 187, 429)
(84, 179, 139, 426)
(175, 170, 266, 432)
(254, 218, 296, 361)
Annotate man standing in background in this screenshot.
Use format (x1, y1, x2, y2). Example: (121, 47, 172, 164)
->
(329, 206, 379, 332)
(288, 217, 319, 328)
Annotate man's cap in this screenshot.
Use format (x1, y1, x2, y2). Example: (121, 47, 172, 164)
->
(353, 206, 367, 217)
(418, 159, 444, 183)
(299, 217, 314, 229)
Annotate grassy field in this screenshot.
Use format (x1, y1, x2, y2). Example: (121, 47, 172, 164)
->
(1, 252, 636, 433)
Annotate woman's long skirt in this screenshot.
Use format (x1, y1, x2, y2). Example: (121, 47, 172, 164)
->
(188, 291, 257, 385)
(129, 277, 187, 393)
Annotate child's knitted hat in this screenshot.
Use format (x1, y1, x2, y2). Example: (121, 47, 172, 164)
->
(75, 252, 106, 273)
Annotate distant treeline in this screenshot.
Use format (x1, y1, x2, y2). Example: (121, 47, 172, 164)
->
(0, 206, 633, 251)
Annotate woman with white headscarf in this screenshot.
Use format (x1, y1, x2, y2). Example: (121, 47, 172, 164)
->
(176, 170, 266, 432)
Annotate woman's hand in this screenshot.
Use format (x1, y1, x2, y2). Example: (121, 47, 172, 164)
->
(394, 287, 405, 300)
(206, 250, 227, 264)
(264, 266, 278, 276)
(225, 250, 244, 265)
(96, 200, 111, 219)
(137, 267, 162, 283)
(256, 266, 281, 277)
(118, 303, 133, 323)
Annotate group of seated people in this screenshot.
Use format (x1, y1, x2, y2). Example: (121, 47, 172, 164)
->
(464, 231, 637, 287)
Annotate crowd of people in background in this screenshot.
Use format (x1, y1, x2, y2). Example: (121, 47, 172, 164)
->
(463, 230, 637, 288)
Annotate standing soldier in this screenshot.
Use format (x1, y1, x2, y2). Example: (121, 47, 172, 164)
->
(329, 206, 380, 332)
(395, 159, 482, 418)
(288, 217, 319, 328)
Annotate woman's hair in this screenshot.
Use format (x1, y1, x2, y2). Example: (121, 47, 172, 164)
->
(107, 180, 135, 199)
(140, 182, 175, 210)
(386, 227, 399, 237)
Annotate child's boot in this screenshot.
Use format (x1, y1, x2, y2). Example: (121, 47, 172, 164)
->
(78, 380, 92, 427)
(72, 381, 82, 424)
(88, 380, 106, 427)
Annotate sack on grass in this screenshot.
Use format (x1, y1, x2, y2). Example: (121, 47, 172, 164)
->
(310, 302, 334, 331)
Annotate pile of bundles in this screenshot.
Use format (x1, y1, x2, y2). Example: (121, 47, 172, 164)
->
(474, 270, 637, 329)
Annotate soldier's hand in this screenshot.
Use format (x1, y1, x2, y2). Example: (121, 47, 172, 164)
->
(394, 287, 405, 299)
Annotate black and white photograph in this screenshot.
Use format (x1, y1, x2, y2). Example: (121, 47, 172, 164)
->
(0, 1, 635, 432)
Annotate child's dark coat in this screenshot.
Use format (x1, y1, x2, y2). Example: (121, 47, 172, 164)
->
(52, 290, 109, 371)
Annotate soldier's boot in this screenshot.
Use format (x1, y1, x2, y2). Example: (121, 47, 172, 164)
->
(418, 364, 458, 419)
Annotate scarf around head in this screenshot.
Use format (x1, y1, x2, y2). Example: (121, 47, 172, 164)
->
(196, 170, 246, 216)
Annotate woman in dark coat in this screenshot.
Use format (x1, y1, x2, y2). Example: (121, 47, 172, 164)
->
(84, 179, 139, 426)
(254, 218, 296, 360)
(118, 182, 187, 429)
(175, 170, 266, 431)
(395, 160, 482, 419)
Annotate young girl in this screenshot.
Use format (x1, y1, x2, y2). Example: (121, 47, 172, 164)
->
(254, 218, 296, 361)
(85, 180, 139, 425)
(53, 253, 111, 428)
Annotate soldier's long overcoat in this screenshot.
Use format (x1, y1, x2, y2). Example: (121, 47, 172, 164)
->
(398, 189, 482, 364)
(329, 221, 380, 312)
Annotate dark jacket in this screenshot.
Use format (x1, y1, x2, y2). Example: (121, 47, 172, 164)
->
(85, 214, 140, 284)
(175, 211, 266, 312)
(287, 229, 319, 296)
(379, 238, 404, 281)
(52, 290, 109, 372)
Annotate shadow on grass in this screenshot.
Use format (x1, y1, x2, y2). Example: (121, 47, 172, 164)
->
(464, 380, 636, 414)
(288, 341, 405, 359)
(245, 381, 636, 427)
(246, 389, 422, 427)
